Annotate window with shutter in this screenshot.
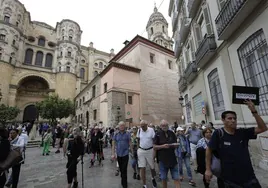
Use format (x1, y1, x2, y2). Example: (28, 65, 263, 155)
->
(189, 38, 196, 61)
(217, 0, 226, 10)
(194, 23, 202, 47)
(202, 4, 213, 35)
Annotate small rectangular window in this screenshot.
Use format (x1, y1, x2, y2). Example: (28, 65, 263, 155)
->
(83, 96, 85, 102)
(168, 60, 172, 69)
(79, 99, 82, 107)
(69, 36, 72, 41)
(12, 40, 16, 45)
(68, 52, 71, 57)
(0, 53, 2, 60)
(66, 66, 70, 72)
(4, 16, 10, 23)
(104, 83, 107, 93)
(128, 96, 133, 105)
(0, 34, 6, 41)
(9, 57, 12, 64)
(93, 109, 97, 120)
(92, 85, 96, 98)
(16, 22, 19, 26)
(150, 53, 155, 63)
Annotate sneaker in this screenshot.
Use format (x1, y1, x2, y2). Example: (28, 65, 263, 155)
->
(133, 172, 137, 179)
(152, 178, 157, 188)
(115, 170, 119, 176)
(136, 174, 140, 180)
(72, 181, 78, 188)
(189, 180, 196, 187)
(5, 183, 11, 188)
(55, 150, 60, 153)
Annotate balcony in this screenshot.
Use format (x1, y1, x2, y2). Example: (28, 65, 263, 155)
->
(174, 35, 182, 58)
(172, 11, 179, 32)
(215, 0, 262, 40)
(178, 76, 187, 92)
(195, 35, 217, 69)
(184, 61, 198, 83)
(188, 0, 202, 18)
(179, 17, 191, 44)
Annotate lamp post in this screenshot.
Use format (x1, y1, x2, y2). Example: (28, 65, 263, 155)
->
(0, 88, 2, 102)
(179, 96, 185, 124)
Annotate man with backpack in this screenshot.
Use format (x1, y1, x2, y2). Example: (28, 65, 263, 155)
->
(205, 100, 267, 188)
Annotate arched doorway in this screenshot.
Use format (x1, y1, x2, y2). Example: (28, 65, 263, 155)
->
(16, 75, 50, 122)
(23, 104, 39, 123)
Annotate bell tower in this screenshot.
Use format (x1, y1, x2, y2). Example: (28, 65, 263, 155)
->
(146, 5, 173, 50)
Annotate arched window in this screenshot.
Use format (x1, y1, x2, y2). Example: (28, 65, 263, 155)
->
(24, 49, 33, 64)
(68, 29, 73, 41)
(151, 27, 154, 34)
(35, 51, 43, 66)
(94, 63, 98, 67)
(162, 26, 165, 33)
(66, 62, 71, 72)
(58, 62, 62, 72)
(81, 59, 85, 64)
(99, 62, 103, 68)
(38, 36, 45, 46)
(3, 7, 11, 23)
(80, 68, 85, 80)
(208, 68, 225, 120)
(9, 52, 15, 64)
(94, 71, 98, 77)
(238, 29, 268, 115)
(45, 53, 53, 67)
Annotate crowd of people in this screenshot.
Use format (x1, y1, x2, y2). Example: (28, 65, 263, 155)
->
(0, 100, 267, 188)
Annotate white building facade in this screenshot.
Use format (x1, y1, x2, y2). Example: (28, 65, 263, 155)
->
(169, 0, 268, 170)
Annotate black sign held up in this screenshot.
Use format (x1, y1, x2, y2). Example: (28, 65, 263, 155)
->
(232, 85, 259, 105)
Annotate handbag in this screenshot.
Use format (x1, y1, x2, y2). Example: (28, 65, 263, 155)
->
(211, 128, 224, 177)
(211, 155, 221, 177)
(0, 147, 23, 172)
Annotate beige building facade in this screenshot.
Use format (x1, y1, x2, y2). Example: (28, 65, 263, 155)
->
(0, 0, 113, 122)
(169, 0, 268, 170)
(75, 62, 141, 127)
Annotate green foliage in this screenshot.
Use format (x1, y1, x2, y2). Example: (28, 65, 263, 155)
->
(0, 104, 20, 124)
(36, 94, 75, 123)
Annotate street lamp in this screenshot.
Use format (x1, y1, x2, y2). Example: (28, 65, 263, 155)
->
(0, 89, 2, 102)
(179, 96, 184, 106)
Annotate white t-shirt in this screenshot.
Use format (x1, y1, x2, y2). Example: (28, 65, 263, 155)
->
(137, 127, 155, 149)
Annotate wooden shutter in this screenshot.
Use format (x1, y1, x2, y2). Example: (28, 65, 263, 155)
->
(203, 4, 213, 35)
(218, 0, 226, 10)
(189, 38, 196, 61)
(194, 23, 202, 46)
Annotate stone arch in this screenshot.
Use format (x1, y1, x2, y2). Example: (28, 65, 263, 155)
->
(15, 74, 52, 90)
(23, 104, 39, 123)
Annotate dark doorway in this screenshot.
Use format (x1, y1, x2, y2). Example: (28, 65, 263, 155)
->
(23, 105, 39, 123)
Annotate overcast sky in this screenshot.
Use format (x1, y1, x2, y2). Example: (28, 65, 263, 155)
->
(19, 0, 172, 53)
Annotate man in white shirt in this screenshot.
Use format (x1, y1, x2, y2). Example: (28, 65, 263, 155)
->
(19, 129, 29, 162)
(137, 120, 157, 188)
(6, 129, 24, 188)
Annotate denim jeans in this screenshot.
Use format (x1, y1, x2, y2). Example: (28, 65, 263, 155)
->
(178, 155, 192, 180)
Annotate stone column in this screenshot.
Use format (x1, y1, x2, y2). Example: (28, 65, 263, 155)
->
(8, 87, 17, 107)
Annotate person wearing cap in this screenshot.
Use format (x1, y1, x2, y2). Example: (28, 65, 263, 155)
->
(176, 126, 196, 186)
(154, 120, 181, 188)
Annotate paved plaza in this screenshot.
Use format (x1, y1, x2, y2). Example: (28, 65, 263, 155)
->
(17, 147, 268, 188)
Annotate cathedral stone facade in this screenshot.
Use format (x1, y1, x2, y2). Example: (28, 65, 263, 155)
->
(0, 0, 114, 122)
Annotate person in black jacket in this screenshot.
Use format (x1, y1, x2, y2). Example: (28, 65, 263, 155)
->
(0, 127, 10, 188)
(65, 127, 84, 188)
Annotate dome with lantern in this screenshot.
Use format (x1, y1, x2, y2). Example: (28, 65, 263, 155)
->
(146, 6, 168, 29)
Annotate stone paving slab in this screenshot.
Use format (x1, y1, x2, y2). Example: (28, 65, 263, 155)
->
(16, 147, 268, 188)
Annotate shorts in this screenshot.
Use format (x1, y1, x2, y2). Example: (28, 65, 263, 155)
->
(137, 148, 155, 169)
(190, 143, 197, 160)
(159, 161, 179, 181)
